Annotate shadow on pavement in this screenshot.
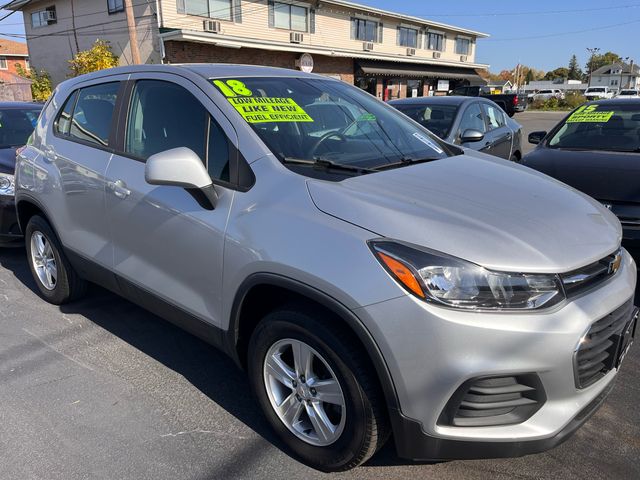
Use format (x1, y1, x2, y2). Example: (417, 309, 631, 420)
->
(2, 246, 639, 475)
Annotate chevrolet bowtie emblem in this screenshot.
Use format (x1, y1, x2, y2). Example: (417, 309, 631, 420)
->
(608, 252, 622, 275)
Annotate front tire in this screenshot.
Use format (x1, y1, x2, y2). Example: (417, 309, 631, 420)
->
(248, 306, 389, 471)
(25, 215, 86, 304)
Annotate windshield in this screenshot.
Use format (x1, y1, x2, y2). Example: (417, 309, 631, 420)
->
(548, 103, 640, 152)
(619, 90, 638, 96)
(211, 77, 451, 172)
(586, 88, 605, 93)
(0, 107, 41, 149)
(390, 104, 458, 139)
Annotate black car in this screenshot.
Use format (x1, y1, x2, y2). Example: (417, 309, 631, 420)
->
(0, 102, 42, 245)
(389, 96, 523, 161)
(522, 98, 640, 258)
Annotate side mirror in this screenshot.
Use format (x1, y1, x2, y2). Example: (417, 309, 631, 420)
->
(145, 147, 218, 209)
(460, 129, 484, 143)
(528, 131, 547, 145)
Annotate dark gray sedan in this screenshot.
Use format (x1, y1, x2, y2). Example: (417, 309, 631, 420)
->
(389, 96, 523, 161)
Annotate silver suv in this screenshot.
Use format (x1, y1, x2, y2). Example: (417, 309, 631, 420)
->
(15, 65, 637, 472)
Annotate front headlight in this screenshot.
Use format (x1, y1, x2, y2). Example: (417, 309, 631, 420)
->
(370, 240, 564, 311)
(0, 173, 15, 196)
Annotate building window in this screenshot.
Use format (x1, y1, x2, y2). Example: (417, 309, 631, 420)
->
(397, 27, 418, 48)
(25, 58, 30, 69)
(183, 0, 233, 22)
(0, 57, 7, 70)
(426, 32, 444, 51)
(274, 2, 308, 32)
(455, 37, 471, 55)
(107, 0, 124, 14)
(31, 6, 57, 28)
(352, 18, 380, 43)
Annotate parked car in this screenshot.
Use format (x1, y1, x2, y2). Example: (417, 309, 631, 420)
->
(523, 99, 640, 260)
(0, 102, 42, 245)
(16, 65, 636, 471)
(389, 96, 523, 161)
(616, 89, 640, 98)
(530, 89, 565, 102)
(448, 85, 527, 117)
(584, 86, 614, 100)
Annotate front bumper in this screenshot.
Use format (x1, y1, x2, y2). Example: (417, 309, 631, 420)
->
(356, 249, 637, 460)
(0, 194, 22, 245)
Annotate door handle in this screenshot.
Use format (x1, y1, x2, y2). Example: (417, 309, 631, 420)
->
(108, 179, 131, 199)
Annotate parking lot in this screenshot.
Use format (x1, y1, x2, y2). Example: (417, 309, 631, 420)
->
(517, 110, 567, 155)
(0, 109, 638, 480)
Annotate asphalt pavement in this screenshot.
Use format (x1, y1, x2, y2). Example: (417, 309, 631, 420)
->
(1, 109, 638, 479)
(516, 110, 567, 155)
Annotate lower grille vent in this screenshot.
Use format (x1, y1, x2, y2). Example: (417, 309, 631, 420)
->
(439, 374, 546, 427)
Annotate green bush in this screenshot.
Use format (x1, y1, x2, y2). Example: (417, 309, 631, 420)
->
(529, 92, 586, 111)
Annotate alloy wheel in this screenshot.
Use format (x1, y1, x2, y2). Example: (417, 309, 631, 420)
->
(30, 231, 57, 291)
(263, 338, 347, 446)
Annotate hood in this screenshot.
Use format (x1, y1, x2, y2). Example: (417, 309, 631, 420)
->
(0, 147, 17, 175)
(523, 148, 640, 203)
(307, 153, 621, 273)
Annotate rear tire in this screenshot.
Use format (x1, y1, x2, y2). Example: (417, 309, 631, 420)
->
(25, 215, 87, 304)
(248, 306, 389, 471)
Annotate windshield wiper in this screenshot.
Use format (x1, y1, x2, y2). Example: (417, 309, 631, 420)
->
(282, 157, 376, 174)
(372, 157, 441, 171)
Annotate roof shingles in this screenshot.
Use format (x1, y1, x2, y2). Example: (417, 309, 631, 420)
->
(0, 38, 29, 56)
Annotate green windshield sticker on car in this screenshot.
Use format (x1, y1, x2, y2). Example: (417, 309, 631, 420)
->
(212, 79, 314, 123)
(227, 96, 314, 123)
(566, 105, 615, 123)
(358, 113, 377, 122)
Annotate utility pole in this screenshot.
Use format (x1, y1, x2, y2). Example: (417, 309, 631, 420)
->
(586, 47, 600, 87)
(69, 0, 79, 53)
(124, 0, 142, 64)
(620, 56, 630, 91)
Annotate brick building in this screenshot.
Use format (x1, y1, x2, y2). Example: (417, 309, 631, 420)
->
(0, 38, 30, 76)
(6, 0, 489, 97)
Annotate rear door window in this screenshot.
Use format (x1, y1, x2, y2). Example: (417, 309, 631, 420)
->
(481, 103, 506, 131)
(68, 82, 120, 147)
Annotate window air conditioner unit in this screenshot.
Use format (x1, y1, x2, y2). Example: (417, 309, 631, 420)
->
(460, 55, 468, 62)
(43, 10, 56, 21)
(203, 20, 221, 33)
(432, 51, 441, 59)
(406, 48, 416, 56)
(363, 41, 374, 51)
(290, 32, 304, 43)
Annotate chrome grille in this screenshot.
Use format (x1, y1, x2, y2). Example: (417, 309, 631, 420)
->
(560, 250, 621, 297)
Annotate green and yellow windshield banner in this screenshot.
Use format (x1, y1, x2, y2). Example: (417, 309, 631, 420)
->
(566, 105, 614, 123)
(212, 79, 314, 123)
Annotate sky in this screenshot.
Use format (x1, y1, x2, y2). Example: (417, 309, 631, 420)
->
(0, 0, 638, 74)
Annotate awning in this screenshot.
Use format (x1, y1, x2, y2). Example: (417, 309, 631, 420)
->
(356, 60, 487, 85)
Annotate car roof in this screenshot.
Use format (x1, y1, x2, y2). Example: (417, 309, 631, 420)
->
(0, 101, 43, 109)
(388, 96, 473, 107)
(55, 63, 334, 91)
(585, 97, 640, 105)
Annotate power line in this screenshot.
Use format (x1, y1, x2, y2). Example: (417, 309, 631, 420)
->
(484, 18, 640, 41)
(413, 3, 640, 17)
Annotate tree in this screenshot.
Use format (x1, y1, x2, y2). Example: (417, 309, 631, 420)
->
(567, 54, 583, 80)
(68, 40, 119, 77)
(525, 69, 534, 83)
(15, 64, 53, 102)
(544, 67, 569, 81)
(586, 51, 623, 74)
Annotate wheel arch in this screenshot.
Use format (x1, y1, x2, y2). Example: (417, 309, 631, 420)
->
(227, 273, 401, 416)
(16, 195, 51, 233)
